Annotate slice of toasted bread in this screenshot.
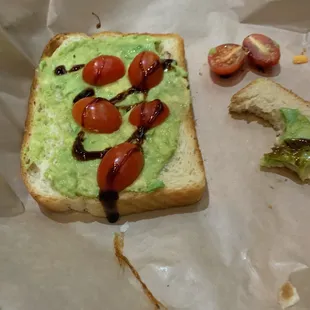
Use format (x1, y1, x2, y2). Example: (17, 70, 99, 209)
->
(21, 32, 206, 218)
(229, 78, 310, 180)
(229, 78, 310, 133)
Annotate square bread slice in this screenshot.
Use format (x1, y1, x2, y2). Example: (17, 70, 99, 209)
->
(229, 78, 310, 132)
(21, 32, 207, 218)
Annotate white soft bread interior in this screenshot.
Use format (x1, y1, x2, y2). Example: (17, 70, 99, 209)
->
(21, 32, 206, 217)
(229, 78, 310, 134)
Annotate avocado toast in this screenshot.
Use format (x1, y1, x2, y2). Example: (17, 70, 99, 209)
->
(21, 32, 206, 221)
(229, 78, 310, 181)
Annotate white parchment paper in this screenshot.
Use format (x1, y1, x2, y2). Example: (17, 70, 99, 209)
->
(1, 0, 310, 309)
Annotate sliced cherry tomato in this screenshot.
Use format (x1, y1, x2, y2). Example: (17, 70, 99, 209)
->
(128, 51, 163, 90)
(242, 34, 280, 68)
(72, 97, 122, 133)
(82, 55, 125, 86)
(208, 44, 246, 76)
(129, 100, 169, 128)
(97, 142, 144, 192)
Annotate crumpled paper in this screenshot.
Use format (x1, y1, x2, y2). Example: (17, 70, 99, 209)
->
(1, 0, 310, 309)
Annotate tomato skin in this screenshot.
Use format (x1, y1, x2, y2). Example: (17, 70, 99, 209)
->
(208, 44, 246, 76)
(129, 100, 169, 128)
(97, 142, 144, 192)
(72, 97, 122, 133)
(242, 34, 280, 68)
(82, 55, 125, 86)
(128, 51, 163, 90)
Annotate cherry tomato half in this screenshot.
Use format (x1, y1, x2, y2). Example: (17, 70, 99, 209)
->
(208, 44, 246, 76)
(72, 97, 122, 133)
(128, 51, 163, 90)
(242, 34, 280, 68)
(82, 55, 126, 86)
(129, 100, 169, 128)
(97, 142, 144, 192)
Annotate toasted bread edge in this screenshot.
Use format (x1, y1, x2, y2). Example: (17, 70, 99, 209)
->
(21, 32, 207, 217)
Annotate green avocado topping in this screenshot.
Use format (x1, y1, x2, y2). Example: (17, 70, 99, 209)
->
(24, 35, 190, 198)
(261, 108, 310, 180)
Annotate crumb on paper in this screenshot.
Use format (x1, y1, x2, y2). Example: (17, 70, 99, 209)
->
(199, 71, 203, 76)
(270, 185, 274, 189)
(278, 281, 300, 309)
(114, 233, 167, 310)
(293, 54, 308, 64)
(268, 204, 273, 209)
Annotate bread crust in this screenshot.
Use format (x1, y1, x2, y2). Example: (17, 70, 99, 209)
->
(21, 31, 206, 218)
(230, 78, 310, 113)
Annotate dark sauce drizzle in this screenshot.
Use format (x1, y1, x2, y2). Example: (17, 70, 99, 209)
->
(70, 58, 175, 223)
(98, 100, 164, 223)
(107, 59, 174, 107)
(73, 88, 95, 103)
(72, 131, 111, 161)
(54, 64, 85, 76)
(69, 64, 85, 72)
(109, 87, 140, 105)
(98, 191, 119, 222)
(285, 138, 310, 150)
(162, 59, 175, 71)
(54, 65, 67, 75)
(72, 99, 165, 223)
(127, 100, 164, 144)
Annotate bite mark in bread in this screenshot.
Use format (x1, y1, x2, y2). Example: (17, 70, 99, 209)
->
(229, 78, 310, 181)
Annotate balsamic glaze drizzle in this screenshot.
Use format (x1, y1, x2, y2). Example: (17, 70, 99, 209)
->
(54, 64, 85, 76)
(73, 88, 95, 103)
(68, 57, 175, 222)
(54, 65, 67, 75)
(72, 131, 111, 161)
(98, 190, 119, 223)
(72, 101, 164, 161)
(162, 59, 175, 71)
(285, 138, 310, 150)
(69, 64, 85, 72)
(109, 87, 140, 105)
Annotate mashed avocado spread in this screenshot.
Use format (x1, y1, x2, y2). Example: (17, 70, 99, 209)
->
(24, 35, 190, 197)
(262, 108, 310, 180)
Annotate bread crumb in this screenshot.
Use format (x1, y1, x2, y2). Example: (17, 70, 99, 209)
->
(278, 281, 300, 309)
(293, 54, 308, 64)
(268, 204, 273, 209)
